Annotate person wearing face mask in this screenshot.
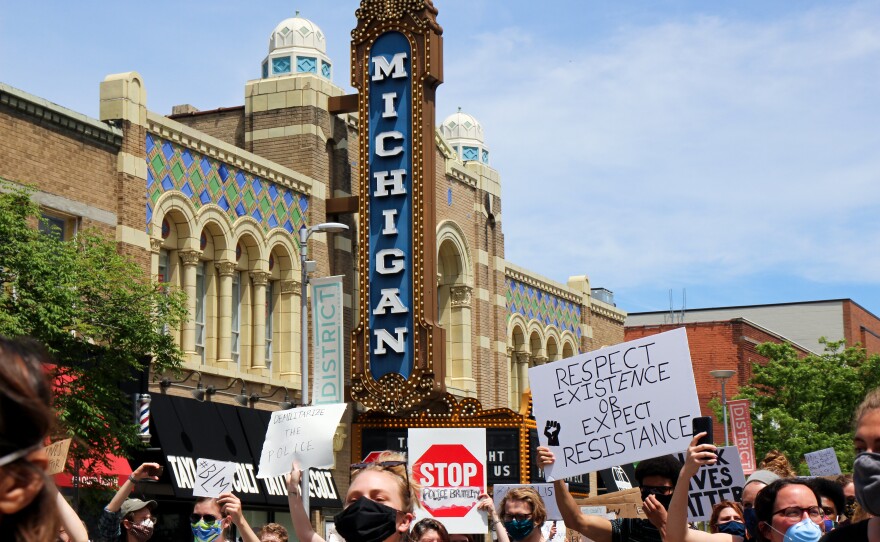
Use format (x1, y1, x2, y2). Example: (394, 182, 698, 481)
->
(820, 387, 880, 542)
(191, 493, 260, 542)
(286, 451, 418, 542)
(537, 446, 679, 542)
(496, 487, 547, 542)
(832, 475, 855, 526)
(94, 462, 161, 542)
(667, 432, 826, 542)
(741, 470, 781, 540)
(709, 502, 746, 537)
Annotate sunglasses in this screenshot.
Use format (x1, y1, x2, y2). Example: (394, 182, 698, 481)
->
(189, 514, 220, 524)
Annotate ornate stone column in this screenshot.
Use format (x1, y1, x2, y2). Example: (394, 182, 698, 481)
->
(516, 351, 530, 406)
(215, 261, 236, 365)
(448, 284, 475, 395)
(179, 250, 202, 358)
(507, 346, 518, 409)
(250, 271, 270, 370)
(280, 279, 302, 385)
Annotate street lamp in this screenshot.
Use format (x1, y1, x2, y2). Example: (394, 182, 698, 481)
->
(299, 222, 349, 407)
(709, 369, 736, 446)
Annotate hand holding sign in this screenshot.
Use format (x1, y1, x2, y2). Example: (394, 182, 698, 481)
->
(194, 459, 236, 498)
(545, 421, 561, 446)
(257, 403, 347, 479)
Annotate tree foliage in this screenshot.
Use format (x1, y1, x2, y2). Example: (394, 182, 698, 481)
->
(733, 339, 880, 475)
(0, 181, 187, 470)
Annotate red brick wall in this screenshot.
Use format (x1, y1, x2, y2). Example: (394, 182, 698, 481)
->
(843, 301, 880, 355)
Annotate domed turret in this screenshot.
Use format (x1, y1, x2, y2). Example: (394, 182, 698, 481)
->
(261, 14, 332, 80)
(440, 109, 489, 164)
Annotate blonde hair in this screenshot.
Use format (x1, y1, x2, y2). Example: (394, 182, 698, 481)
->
(759, 450, 797, 479)
(854, 387, 880, 429)
(351, 451, 421, 513)
(498, 487, 547, 528)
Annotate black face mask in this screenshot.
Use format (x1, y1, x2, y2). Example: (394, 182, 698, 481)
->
(640, 490, 673, 510)
(335, 496, 400, 542)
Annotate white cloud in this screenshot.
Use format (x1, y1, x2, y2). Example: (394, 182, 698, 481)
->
(438, 2, 880, 296)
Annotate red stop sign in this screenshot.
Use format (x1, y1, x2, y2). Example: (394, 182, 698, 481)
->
(361, 451, 384, 464)
(412, 444, 484, 517)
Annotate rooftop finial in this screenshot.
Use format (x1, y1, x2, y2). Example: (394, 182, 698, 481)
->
(457, 106, 461, 112)
(295, 10, 300, 16)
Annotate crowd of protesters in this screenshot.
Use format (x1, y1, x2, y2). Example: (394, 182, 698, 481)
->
(2, 335, 878, 542)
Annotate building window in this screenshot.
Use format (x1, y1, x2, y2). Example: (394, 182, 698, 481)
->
(321, 61, 331, 78)
(195, 262, 206, 364)
(272, 57, 292, 75)
(296, 56, 317, 73)
(265, 280, 274, 369)
(39, 212, 77, 241)
(232, 272, 241, 366)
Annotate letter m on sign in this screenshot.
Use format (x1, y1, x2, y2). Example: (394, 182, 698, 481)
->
(372, 53, 408, 81)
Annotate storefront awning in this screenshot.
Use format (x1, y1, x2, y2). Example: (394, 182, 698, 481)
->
(54, 455, 132, 488)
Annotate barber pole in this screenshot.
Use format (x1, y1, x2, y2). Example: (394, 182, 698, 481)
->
(139, 393, 152, 443)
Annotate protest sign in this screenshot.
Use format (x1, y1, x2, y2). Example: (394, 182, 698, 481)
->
(530, 327, 700, 480)
(409, 428, 486, 534)
(673, 446, 746, 521)
(257, 403, 347, 478)
(193, 458, 237, 497)
(494, 484, 563, 520)
(575, 488, 646, 519)
(311, 276, 344, 405)
(728, 399, 756, 475)
(542, 519, 567, 542)
(805, 448, 842, 476)
(45, 439, 71, 475)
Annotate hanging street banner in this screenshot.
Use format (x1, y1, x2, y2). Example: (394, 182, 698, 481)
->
(409, 428, 487, 534)
(728, 399, 756, 475)
(530, 328, 700, 480)
(674, 445, 746, 522)
(311, 275, 344, 405)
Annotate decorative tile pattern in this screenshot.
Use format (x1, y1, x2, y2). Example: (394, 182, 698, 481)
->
(145, 133, 309, 235)
(321, 61, 331, 78)
(506, 278, 582, 339)
(462, 146, 479, 161)
(481, 150, 489, 164)
(272, 57, 292, 75)
(297, 56, 317, 73)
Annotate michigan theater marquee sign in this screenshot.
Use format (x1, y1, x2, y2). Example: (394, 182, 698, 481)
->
(350, 0, 446, 413)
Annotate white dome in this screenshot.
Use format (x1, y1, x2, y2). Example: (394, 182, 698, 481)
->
(270, 16, 326, 54)
(440, 109, 490, 164)
(262, 14, 333, 81)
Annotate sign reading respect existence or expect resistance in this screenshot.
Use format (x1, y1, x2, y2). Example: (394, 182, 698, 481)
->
(673, 446, 746, 522)
(530, 328, 701, 480)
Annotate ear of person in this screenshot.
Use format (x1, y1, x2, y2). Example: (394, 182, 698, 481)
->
(0, 465, 46, 515)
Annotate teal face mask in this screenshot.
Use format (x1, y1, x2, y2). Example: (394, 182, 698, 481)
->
(191, 520, 223, 542)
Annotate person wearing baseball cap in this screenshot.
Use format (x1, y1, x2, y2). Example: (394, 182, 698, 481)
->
(95, 462, 161, 542)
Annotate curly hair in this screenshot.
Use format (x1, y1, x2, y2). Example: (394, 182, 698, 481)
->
(352, 451, 421, 514)
(759, 450, 797, 479)
(634, 454, 683, 485)
(0, 337, 59, 542)
(257, 522, 288, 542)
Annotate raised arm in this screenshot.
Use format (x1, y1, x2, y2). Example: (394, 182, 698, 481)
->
(667, 434, 740, 542)
(477, 492, 510, 542)
(219, 492, 260, 542)
(286, 464, 326, 542)
(52, 482, 89, 542)
(537, 447, 613, 542)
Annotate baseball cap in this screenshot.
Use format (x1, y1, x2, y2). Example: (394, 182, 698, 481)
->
(745, 469, 780, 486)
(120, 498, 157, 517)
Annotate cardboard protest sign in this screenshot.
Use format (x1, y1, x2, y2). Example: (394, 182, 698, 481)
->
(805, 448, 842, 476)
(409, 428, 486, 534)
(530, 328, 700, 480)
(193, 458, 237, 497)
(673, 446, 746, 521)
(575, 488, 646, 519)
(494, 484, 563, 520)
(257, 403, 347, 478)
(45, 439, 71, 475)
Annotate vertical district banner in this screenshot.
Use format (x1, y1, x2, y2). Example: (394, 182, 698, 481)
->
(727, 399, 756, 475)
(311, 276, 344, 405)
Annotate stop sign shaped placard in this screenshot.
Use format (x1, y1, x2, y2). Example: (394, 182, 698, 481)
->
(413, 444, 485, 517)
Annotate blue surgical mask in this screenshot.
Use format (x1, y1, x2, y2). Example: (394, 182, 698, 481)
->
(718, 520, 746, 537)
(769, 517, 823, 542)
(191, 520, 223, 542)
(504, 518, 535, 541)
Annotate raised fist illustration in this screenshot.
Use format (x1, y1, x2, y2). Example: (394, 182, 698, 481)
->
(544, 420, 561, 446)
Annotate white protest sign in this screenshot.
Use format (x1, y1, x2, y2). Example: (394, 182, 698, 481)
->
(45, 438, 72, 475)
(542, 519, 567, 542)
(311, 276, 344, 405)
(193, 458, 237, 497)
(257, 403, 347, 478)
(673, 446, 746, 521)
(494, 484, 563, 520)
(530, 328, 700, 480)
(805, 448, 842, 476)
(409, 428, 486, 534)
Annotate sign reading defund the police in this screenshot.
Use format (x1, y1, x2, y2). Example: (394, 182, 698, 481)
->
(530, 328, 700, 480)
(368, 31, 414, 380)
(673, 446, 746, 522)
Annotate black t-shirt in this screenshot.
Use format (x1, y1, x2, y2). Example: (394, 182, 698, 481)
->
(821, 520, 869, 542)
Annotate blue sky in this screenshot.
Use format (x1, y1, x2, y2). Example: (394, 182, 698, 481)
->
(2, 1, 879, 317)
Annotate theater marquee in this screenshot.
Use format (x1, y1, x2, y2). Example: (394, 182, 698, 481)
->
(350, 0, 445, 414)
